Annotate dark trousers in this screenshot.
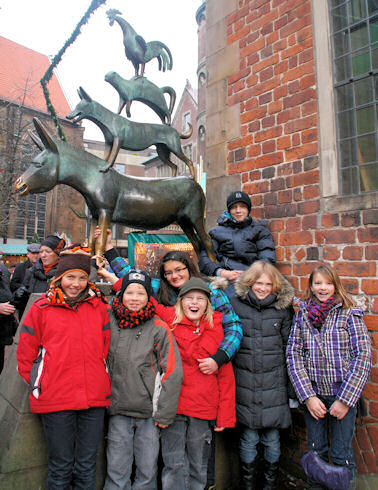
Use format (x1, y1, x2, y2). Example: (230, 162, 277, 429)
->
(304, 395, 357, 487)
(40, 407, 105, 490)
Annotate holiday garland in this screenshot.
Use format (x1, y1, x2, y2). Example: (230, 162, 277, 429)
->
(40, 0, 107, 141)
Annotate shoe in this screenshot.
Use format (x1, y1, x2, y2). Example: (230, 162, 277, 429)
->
(263, 461, 279, 490)
(240, 460, 258, 490)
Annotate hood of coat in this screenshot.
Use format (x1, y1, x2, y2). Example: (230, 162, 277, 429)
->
(234, 269, 294, 310)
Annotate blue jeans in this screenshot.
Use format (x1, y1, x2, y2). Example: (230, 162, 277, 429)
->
(239, 427, 280, 464)
(304, 395, 357, 487)
(40, 407, 105, 490)
(161, 415, 212, 490)
(104, 415, 159, 490)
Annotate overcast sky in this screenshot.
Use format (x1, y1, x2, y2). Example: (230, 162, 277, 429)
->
(0, 0, 202, 138)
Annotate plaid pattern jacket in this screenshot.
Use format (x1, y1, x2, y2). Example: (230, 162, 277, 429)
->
(286, 300, 371, 408)
(109, 256, 242, 364)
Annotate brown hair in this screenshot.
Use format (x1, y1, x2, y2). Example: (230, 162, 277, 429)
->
(157, 251, 204, 306)
(241, 261, 283, 293)
(304, 263, 355, 308)
(173, 292, 214, 327)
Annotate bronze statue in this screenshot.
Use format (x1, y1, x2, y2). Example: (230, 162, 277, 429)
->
(105, 71, 176, 124)
(66, 87, 195, 177)
(15, 118, 215, 261)
(107, 9, 173, 77)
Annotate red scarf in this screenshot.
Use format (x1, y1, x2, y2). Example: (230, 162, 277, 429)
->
(112, 295, 155, 329)
(46, 281, 105, 307)
(307, 296, 337, 330)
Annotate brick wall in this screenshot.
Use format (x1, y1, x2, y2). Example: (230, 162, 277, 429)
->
(224, 0, 377, 476)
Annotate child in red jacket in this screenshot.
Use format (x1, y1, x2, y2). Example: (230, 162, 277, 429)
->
(17, 246, 111, 489)
(153, 277, 236, 490)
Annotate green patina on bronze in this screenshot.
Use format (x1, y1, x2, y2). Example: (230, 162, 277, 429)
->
(66, 87, 194, 176)
(105, 72, 176, 125)
(15, 118, 215, 260)
(107, 9, 173, 77)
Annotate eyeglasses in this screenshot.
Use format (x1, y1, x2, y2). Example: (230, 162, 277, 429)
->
(164, 266, 188, 278)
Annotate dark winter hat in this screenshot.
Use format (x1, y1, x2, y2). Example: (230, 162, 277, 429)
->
(120, 269, 152, 299)
(27, 243, 40, 253)
(178, 277, 211, 299)
(226, 191, 251, 213)
(53, 245, 91, 281)
(41, 235, 66, 255)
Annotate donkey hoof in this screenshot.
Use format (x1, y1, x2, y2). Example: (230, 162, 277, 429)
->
(100, 166, 110, 173)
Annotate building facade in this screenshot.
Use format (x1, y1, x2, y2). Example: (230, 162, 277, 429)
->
(202, 0, 377, 483)
(0, 36, 86, 244)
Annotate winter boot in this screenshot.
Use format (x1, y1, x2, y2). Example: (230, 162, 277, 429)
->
(263, 461, 279, 490)
(240, 460, 258, 490)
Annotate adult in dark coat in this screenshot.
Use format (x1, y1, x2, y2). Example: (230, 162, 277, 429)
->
(13, 235, 66, 314)
(10, 243, 40, 292)
(198, 191, 276, 285)
(229, 261, 294, 490)
(0, 263, 17, 373)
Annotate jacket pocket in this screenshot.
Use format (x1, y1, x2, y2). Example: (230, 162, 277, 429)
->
(29, 347, 47, 399)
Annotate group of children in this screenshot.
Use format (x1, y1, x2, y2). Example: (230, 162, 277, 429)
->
(16, 190, 372, 490)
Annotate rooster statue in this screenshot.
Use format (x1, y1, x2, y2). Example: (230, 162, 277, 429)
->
(107, 9, 173, 77)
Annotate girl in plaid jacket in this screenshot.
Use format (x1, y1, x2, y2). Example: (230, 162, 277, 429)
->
(286, 264, 371, 489)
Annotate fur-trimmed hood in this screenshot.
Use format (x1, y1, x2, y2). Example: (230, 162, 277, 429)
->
(209, 271, 294, 310)
(235, 272, 294, 310)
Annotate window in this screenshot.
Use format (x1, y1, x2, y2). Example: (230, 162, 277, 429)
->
(198, 125, 206, 141)
(329, 0, 378, 194)
(183, 112, 191, 132)
(183, 144, 193, 161)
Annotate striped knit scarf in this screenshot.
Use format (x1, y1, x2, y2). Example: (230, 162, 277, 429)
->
(112, 295, 155, 329)
(307, 296, 337, 330)
(45, 282, 105, 307)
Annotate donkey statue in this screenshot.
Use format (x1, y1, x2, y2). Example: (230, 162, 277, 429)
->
(66, 87, 195, 177)
(14, 118, 215, 260)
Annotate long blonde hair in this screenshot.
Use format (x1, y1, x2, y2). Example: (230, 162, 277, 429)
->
(305, 264, 355, 308)
(173, 294, 214, 327)
(242, 261, 283, 293)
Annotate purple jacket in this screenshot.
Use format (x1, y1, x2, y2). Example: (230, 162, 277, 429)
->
(286, 300, 371, 408)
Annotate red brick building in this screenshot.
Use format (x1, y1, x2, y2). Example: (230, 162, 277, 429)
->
(0, 36, 86, 244)
(202, 0, 377, 484)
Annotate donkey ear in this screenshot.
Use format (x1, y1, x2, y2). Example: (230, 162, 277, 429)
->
(33, 118, 58, 154)
(78, 87, 92, 102)
(28, 129, 43, 150)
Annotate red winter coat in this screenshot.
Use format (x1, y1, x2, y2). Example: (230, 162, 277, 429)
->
(17, 293, 111, 413)
(152, 298, 236, 428)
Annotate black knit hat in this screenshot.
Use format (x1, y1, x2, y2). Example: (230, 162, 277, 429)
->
(41, 235, 66, 255)
(120, 269, 152, 299)
(226, 191, 251, 213)
(53, 245, 91, 281)
(178, 277, 211, 299)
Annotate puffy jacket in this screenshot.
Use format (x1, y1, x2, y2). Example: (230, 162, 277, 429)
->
(230, 272, 294, 429)
(199, 212, 276, 277)
(17, 293, 111, 413)
(107, 313, 183, 426)
(152, 299, 236, 428)
(0, 264, 17, 346)
(287, 299, 372, 408)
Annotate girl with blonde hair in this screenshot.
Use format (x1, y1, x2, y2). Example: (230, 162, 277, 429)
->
(229, 261, 295, 489)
